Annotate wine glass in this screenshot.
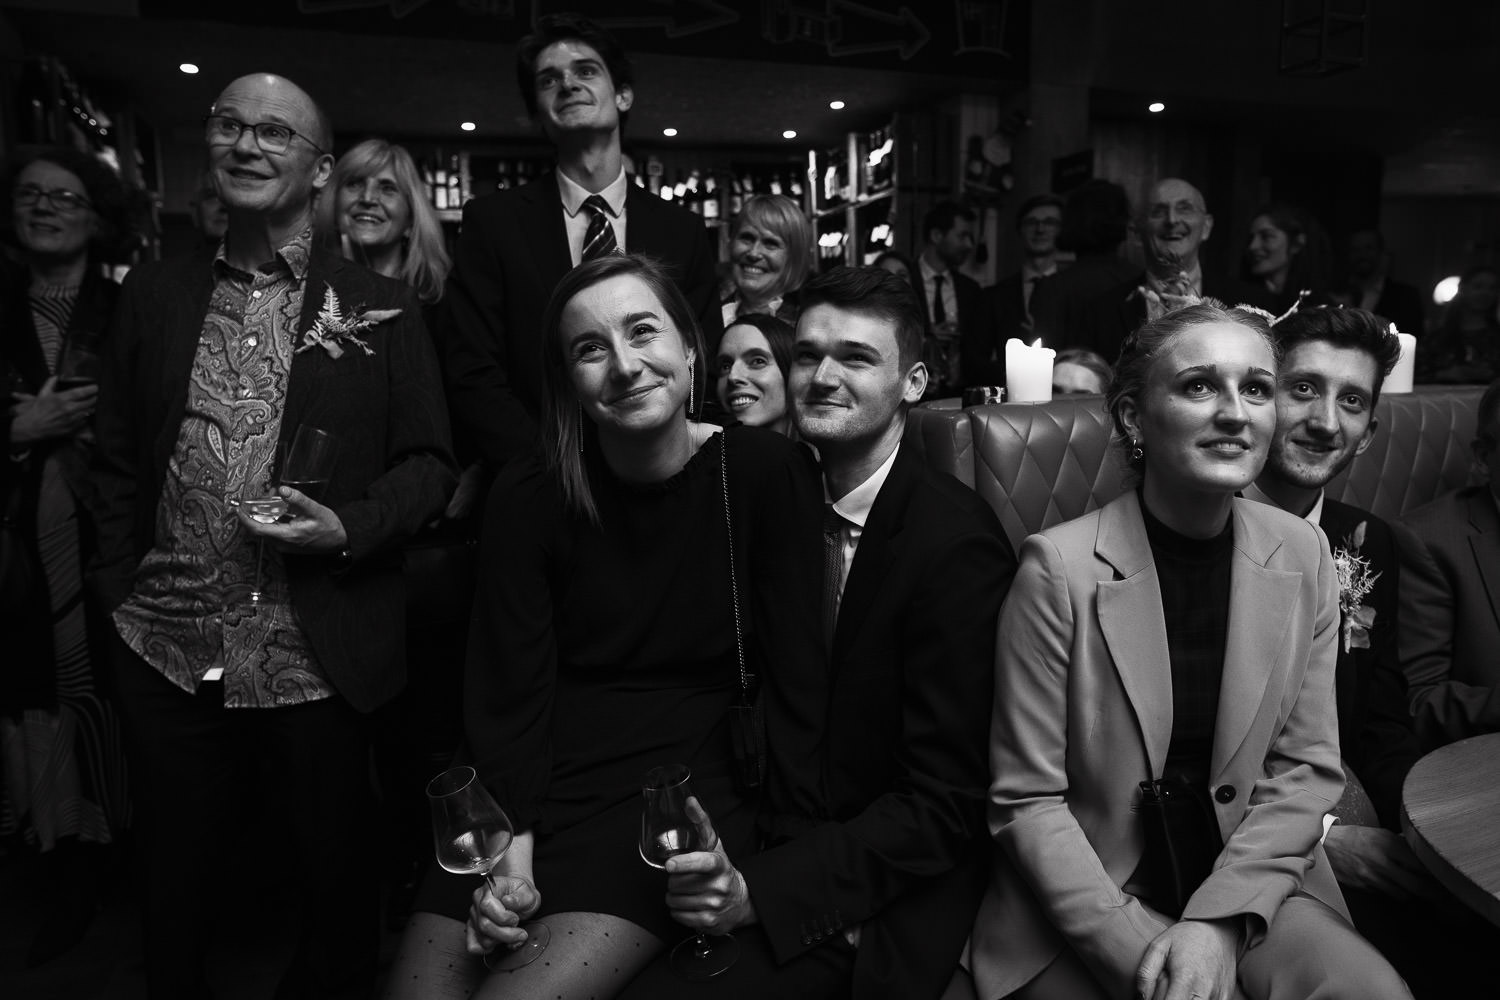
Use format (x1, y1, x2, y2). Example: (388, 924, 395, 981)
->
(640, 763, 738, 980)
(427, 765, 550, 971)
(230, 425, 338, 604)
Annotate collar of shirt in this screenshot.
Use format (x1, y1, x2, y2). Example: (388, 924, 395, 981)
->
(827, 442, 901, 599)
(1021, 262, 1057, 284)
(558, 166, 628, 220)
(918, 254, 949, 285)
(212, 227, 314, 283)
(1145, 260, 1203, 298)
(1242, 481, 1325, 525)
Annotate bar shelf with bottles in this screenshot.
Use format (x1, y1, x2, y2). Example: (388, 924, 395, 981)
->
(810, 119, 900, 269)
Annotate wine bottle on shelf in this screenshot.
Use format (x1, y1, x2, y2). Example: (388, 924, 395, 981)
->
(702, 173, 720, 219)
(685, 169, 702, 215)
(728, 176, 743, 217)
(672, 170, 688, 200)
(448, 154, 462, 209)
(434, 164, 449, 210)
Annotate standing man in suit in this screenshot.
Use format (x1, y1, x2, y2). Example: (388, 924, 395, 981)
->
(621, 266, 1016, 998)
(1246, 307, 1489, 997)
(92, 73, 455, 999)
(1086, 177, 1267, 362)
(917, 200, 993, 391)
(442, 14, 721, 467)
(1394, 377, 1500, 749)
(989, 193, 1064, 349)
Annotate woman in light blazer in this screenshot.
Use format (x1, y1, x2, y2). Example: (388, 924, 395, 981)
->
(970, 302, 1409, 1000)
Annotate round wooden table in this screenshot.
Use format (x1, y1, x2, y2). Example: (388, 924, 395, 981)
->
(1401, 733, 1500, 927)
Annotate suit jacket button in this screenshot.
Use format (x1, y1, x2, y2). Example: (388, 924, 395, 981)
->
(1215, 784, 1236, 803)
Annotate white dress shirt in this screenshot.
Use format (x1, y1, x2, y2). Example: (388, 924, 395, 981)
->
(826, 443, 902, 611)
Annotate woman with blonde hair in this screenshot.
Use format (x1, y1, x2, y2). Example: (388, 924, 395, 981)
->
(721, 193, 813, 326)
(316, 138, 449, 304)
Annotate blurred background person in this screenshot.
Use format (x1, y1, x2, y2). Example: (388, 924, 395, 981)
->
(989, 193, 1064, 347)
(1244, 202, 1333, 315)
(317, 137, 449, 306)
(720, 192, 812, 326)
(1050, 346, 1111, 395)
(1, 145, 134, 965)
(186, 171, 228, 260)
(1029, 179, 1135, 356)
(1343, 228, 1424, 336)
(917, 200, 991, 392)
(715, 312, 794, 436)
(1422, 264, 1499, 384)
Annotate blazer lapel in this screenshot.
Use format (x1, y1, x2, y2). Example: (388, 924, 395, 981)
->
(1211, 501, 1299, 776)
(1467, 491, 1500, 631)
(831, 450, 914, 668)
(523, 173, 574, 292)
(1095, 491, 1173, 776)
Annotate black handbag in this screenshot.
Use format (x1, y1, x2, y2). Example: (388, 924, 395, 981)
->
(719, 433, 766, 791)
(1137, 776, 1224, 918)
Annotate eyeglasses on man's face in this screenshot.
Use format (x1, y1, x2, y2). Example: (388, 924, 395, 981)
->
(13, 184, 92, 214)
(203, 114, 326, 156)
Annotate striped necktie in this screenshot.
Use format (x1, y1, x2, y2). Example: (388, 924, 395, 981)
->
(581, 194, 618, 262)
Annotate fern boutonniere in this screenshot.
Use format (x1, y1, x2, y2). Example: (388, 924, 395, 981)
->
(297, 284, 401, 360)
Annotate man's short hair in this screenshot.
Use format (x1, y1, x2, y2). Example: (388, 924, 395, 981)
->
(923, 201, 974, 243)
(1272, 306, 1402, 407)
(1015, 193, 1064, 228)
(799, 266, 926, 371)
(515, 14, 635, 123)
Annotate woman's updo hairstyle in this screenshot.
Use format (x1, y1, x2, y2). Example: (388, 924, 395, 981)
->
(1105, 300, 1280, 473)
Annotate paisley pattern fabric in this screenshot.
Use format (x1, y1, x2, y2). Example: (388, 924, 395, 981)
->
(114, 232, 335, 708)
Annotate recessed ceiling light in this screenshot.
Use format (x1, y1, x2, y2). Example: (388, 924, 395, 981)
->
(829, 100, 845, 110)
(782, 130, 798, 140)
(1148, 102, 1165, 113)
(179, 63, 199, 75)
(460, 121, 476, 132)
(662, 127, 678, 137)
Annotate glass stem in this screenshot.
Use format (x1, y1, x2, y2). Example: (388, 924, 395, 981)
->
(249, 539, 266, 603)
(693, 933, 712, 958)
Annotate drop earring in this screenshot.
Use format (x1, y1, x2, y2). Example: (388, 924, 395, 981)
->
(1130, 438, 1144, 461)
(688, 358, 696, 417)
(576, 401, 585, 455)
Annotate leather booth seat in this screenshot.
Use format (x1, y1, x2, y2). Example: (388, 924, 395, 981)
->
(906, 386, 1484, 550)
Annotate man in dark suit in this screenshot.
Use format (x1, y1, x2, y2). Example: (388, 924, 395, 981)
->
(988, 193, 1064, 352)
(624, 266, 1016, 998)
(1346, 229, 1426, 336)
(1395, 377, 1500, 750)
(1247, 308, 1494, 996)
(92, 74, 454, 999)
(915, 200, 993, 390)
(441, 14, 721, 466)
(1086, 177, 1267, 361)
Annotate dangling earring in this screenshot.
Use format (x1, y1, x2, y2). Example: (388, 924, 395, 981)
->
(1130, 437, 1144, 461)
(576, 401, 585, 455)
(688, 358, 696, 417)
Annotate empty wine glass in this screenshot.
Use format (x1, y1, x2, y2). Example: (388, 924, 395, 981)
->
(427, 765, 550, 971)
(640, 763, 738, 980)
(230, 425, 338, 604)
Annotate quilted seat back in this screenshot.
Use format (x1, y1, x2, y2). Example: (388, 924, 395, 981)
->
(906, 386, 1484, 550)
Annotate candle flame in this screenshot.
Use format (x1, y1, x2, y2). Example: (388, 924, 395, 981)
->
(1031, 338, 1042, 349)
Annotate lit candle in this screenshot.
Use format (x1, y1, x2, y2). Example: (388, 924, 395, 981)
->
(1385, 325, 1417, 394)
(1006, 337, 1056, 403)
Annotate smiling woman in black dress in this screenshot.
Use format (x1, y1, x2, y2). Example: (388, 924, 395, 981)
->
(387, 254, 820, 1000)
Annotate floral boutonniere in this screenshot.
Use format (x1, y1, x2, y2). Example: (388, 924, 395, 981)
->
(1333, 520, 1381, 653)
(296, 285, 402, 360)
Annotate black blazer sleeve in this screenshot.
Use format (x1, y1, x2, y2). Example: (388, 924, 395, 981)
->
(90, 269, 148, 612)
